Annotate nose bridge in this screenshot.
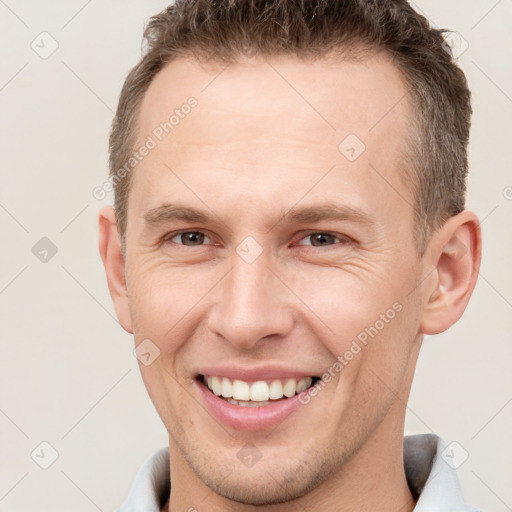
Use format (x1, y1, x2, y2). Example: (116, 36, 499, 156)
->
(208, 248, 293, 349)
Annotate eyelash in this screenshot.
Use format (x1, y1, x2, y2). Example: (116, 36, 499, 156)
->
(161, 230, 352, 248)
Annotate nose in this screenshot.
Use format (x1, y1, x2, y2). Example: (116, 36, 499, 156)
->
(206, 251, 295, 350)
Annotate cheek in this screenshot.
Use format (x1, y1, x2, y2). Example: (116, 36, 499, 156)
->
(284, 265, 398, 339)
(291, 263, 419, 377)
(128, 259, 207, 327)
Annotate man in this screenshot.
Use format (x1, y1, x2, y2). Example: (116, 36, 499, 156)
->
(98, 1, 482, 510)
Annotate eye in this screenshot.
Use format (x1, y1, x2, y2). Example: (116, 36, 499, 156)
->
(164, 231, 212, 246)
(297, 232, 347, 247)
(162, 230, 350, 249)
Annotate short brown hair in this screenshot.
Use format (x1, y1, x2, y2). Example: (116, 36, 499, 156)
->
(109, 0, 471, 255)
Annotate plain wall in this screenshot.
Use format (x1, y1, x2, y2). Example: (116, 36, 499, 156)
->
(0, 1, 511, 510)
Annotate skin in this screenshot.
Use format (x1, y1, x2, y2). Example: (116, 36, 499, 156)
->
(99, 52, 481, 512)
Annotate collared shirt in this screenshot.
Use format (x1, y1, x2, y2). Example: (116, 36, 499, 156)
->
(116, 433, 481, 511)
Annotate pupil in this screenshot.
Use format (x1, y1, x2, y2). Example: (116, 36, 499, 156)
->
(311, 233, 333, 246)
(183, 232, 204, 245)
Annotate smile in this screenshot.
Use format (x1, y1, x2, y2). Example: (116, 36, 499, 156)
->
(201, 375, 317, 407)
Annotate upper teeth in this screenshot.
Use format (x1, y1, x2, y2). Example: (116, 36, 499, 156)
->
(203, 375, 313, 401)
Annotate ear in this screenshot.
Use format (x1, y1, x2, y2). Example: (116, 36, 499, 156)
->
(420, 210, 482, 335)
(98, 206, 133, 333)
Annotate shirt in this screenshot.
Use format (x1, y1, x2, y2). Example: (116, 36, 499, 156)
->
(116, 433, 481, 511)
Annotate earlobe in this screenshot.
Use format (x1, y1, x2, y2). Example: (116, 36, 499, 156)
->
(420, 210, 482, 335)
(98, 206, 133, 334)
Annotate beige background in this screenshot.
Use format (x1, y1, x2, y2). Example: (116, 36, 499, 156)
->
(1, 1, 511, 511)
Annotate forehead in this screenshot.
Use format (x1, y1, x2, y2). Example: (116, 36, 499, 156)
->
(131, 52, 413, 228)
(138, 51, 410, 142)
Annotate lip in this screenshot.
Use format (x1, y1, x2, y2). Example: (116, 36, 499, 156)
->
(197, 365, 317, 383)
(195, 377, 307, 431)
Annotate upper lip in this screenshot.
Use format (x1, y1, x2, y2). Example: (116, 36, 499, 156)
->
(197, 365, 319, 382)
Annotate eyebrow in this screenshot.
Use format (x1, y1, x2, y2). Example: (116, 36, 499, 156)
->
(144, 203, 211, 225)
(281, 203, 373, 226)
(142, 202, 374, 230)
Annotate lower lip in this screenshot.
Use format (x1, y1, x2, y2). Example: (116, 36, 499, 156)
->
(196, 379, 306, 431)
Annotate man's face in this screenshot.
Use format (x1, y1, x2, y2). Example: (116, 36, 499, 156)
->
(123, 53, 426, 504)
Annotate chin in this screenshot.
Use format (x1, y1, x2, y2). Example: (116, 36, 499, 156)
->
(185, 447, 344, 506)
(206, 471, 314, 506)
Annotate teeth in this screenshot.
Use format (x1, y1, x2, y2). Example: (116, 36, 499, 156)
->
(283, 379, 297, 397)
(296, 377, 308, 393)
(221, 377, 232, 398)
(211, 376, 222, 396)
(250, 381, 269, 401)
(232, 379, 250, 400)
(204, 375, 313, 401)
(226, 398, 274, 407)
(269, 379, 283, 399)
